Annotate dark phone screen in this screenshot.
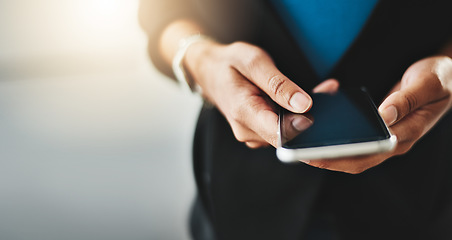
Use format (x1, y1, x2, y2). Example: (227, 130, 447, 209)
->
(281, 88, 391, 149)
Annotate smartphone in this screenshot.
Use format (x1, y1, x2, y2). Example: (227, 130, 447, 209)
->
(277, 87, 397, 162)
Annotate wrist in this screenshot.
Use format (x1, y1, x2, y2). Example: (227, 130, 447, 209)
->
(172, 34, 215, 94)
(184, 37, 219, 85)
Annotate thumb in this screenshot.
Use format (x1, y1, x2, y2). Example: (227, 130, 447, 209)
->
(230, 42, 312, 113)
(378, 77, 446, 126)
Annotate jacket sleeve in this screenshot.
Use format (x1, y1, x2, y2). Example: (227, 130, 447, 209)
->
(138, 0, 199, 79)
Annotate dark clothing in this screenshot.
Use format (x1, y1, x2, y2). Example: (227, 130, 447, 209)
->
(139, 0, 452, 239)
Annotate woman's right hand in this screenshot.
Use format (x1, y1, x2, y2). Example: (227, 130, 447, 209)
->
(185, 40, 338, 148)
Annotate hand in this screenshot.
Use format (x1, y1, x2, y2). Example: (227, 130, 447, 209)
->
(185, 40, 339, 148)
(302, 56, 452, 174)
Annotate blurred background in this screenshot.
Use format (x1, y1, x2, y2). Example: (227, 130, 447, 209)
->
(0, 0, 201, 239)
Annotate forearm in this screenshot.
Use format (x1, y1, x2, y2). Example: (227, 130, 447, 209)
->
(139, 0, 200, 78)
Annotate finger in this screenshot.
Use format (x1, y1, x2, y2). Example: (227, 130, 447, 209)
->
(229, 120, 267, 143)
(246, 141, 269, 149)
(230, 43, 312, 113)
(388, 97, 449, 144)
(378, 75, 447, 126)
(312, 79, 340, 94)
(281, 113, 313, 142)
(241, 97, 280, 147)
(301, 151, 392, 174)
(223, 68, 279, 146)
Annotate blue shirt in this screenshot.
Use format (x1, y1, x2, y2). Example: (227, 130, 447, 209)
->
(270, 0, 379, 79)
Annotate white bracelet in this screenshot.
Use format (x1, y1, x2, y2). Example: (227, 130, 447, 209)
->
(172, 34, 210, 95)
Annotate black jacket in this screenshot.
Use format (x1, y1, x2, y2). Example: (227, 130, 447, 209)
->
(140, 0, 452, 239)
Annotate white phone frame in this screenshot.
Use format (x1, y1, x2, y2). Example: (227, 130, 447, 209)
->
(277, 130, 397, 162)
(276, 105, 397, 163)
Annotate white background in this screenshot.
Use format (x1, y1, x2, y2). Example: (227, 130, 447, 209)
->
(0, 0, 200, 239)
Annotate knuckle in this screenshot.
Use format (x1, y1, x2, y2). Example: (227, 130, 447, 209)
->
(242, 50, 264, 70)
(402, 91, 418, 113)
(232, 128, 248, 143)
(246, 142, 267, 149)
(349, 167, 367, 175)
(229, 43, 267, 68)
(227, 113, 248, 142)
(235, 135, 247, 143)
(245, 142, 257, 148)
(230, 41, 263, 57)
(267, 75, 288, 97)
(230, 41, 249, 50)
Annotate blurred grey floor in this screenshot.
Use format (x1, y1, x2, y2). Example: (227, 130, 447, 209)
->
(0, 1, 201, 239)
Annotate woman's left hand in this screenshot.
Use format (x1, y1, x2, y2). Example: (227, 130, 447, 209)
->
(301, 56, 452, 174)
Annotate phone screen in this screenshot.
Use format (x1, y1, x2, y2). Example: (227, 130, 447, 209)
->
(280, 88, 391, 149)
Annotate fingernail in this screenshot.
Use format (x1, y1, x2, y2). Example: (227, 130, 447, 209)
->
(292, 116, 313, 132)
(381, 105, 398, 125)
(289, 92, 312, 113)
